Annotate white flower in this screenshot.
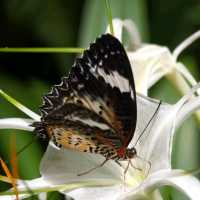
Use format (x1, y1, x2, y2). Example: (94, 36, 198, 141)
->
(0, 19, 200, 200)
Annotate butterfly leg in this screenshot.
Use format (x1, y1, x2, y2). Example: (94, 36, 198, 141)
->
(123, 160, 130, 183)
(129, 160, 142, 172)
(77, 158, 109, 176)
(135, 156, 152, 177)
(115, 160, 122, 167)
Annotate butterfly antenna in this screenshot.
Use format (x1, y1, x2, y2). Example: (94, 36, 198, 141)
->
(134, 100, 162, 147)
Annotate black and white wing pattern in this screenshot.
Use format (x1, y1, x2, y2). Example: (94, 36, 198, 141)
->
(33, 34, 137, 160)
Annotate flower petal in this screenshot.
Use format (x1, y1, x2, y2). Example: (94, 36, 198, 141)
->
(40, 142, 123, 185)
(123, 19, 142, 49)
(0, 118, 34, 131)
(105, 18, 142, 50)
(173, 30, 200, 60)
(0, 177, 49, 200)
(174, 83, 200, 129)
(68, 187, 164, 200)
(128, 45, 175, 94)
(129, 83, 200, 173)
(118, 169, 200, 200)
(67, 185, 126, 200)
(129, 94, 173, 172)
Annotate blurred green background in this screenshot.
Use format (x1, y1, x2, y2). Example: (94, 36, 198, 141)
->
(0, 0, 199, 199)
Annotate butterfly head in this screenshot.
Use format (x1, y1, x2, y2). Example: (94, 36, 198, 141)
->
(125, 147, 137, 159)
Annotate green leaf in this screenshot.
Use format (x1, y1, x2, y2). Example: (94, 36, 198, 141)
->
(79, 0, 149, 47)
(0, 73, 48, 178)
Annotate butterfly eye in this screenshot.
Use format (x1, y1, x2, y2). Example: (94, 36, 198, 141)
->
(126, 148, 137, 159)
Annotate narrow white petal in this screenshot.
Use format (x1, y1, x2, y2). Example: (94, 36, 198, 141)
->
(0, 118, 34, 131)
(0, 194, 28, 200)
(167, 68, 192, 95)
(123, 19, 142, 49)
(174, 83, 200, 129)
(0, 177, 50, 200)
(175, 63, 198, 89)
(105, 18, 142, 50)
(175, 63, 200, 95)
(173, 30, 200, 60)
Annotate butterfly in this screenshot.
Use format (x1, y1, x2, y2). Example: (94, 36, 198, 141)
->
(33, 34, 139, 175)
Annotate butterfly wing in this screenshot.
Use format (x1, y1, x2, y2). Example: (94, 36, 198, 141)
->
(33, 34, 137, 159)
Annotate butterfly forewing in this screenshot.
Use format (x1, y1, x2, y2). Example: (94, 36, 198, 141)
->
(33, 34, 137, 159)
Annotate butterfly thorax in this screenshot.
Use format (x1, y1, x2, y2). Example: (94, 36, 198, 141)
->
(116, 147, 137, 161)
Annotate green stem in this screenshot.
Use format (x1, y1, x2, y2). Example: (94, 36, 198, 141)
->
(104, 0, 114, 35)
(0, 89, 40, 121)
(0, 47, 84, 53)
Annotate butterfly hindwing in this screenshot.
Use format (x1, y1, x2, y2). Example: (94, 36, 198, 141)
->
(46, 120, 121, 159)
(33, 34, 137, 159)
